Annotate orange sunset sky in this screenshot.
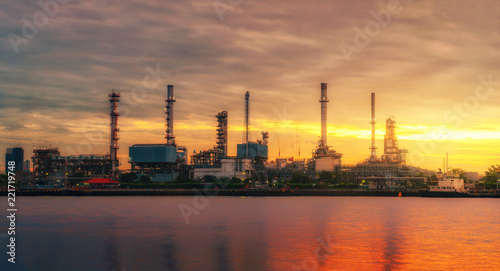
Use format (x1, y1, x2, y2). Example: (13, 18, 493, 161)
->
(1, 0, 500, 173)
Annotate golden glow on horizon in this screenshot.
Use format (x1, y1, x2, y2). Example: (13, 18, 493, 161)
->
(106, 117, 500, 172)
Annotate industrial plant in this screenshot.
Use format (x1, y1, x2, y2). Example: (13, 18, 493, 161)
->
(190, 90, 269, 181)
(312, 83, 343, 172)
(128, 85, 188, 182)
(15, 81, 439, 188)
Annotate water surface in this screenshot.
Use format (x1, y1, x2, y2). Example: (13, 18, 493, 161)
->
(1, 197, 499, 270)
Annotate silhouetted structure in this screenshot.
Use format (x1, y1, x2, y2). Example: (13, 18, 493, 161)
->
(109, 92, 120, 180)
(5, 147, 24, 173)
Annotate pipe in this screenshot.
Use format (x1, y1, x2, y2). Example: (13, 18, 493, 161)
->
(165, 85, 176, 146)
(244, 91, 250, 143)
(320, 83, 329, 146)
(370, 92, 377, 160)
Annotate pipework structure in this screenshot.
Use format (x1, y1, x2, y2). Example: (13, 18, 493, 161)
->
(129, 84, 187, 182)
(243, 91, 250, 143)
(216, 111, 228, 156)
(381, 117, 408, 164)
(313, 83, 342, 172)
(320, 83, 329, 146)
(165, 85, 176, 146)
(191, 111, 229, 167)
(109, 91, 120, 180)
(369, 92, 378, 162)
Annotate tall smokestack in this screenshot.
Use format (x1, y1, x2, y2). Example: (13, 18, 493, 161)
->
(244, 91, 250, 143)
(109, 91, 120, 180)
(446, 151, 448, 174)
(370, 92, 377, 160)
(165, 85, 176, 146)
(320, 83, 329, 146)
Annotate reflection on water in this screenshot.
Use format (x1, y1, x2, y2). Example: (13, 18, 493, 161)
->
(1, 197, 499, 270)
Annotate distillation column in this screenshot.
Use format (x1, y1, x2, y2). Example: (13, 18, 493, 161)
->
(216, 111, 228, 156)
(109, 92, 120, 180)
(370, 92, 377, 161)
(320, 83, 329, 146)
(165, 85, 176, 146)
(243, 91, 250, 143)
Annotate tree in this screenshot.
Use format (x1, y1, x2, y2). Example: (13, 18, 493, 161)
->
(318, 171, 334, 183)
(175, 175, 186, 183)
(139, 175, 152, 183)
(482, 165, 500, 189)
(120, 172, 137, 183)
(291, 172, 310, 184)
(203, 175, 217, 184)
(218, 177, 230, 187)
(230, 177, 242, 183)
(414, 172, 430, 182)
(450, 168, 469, 182)
(430, 174, 437, 182)
(333, 167, 342, 184)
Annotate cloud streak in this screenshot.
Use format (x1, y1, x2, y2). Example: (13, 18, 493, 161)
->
(1, 0, 499, 172)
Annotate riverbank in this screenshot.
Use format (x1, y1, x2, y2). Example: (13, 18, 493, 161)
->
(3, 188, 418, 197)
(2, 188, 499, 197)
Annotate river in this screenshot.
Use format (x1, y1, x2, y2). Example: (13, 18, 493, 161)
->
(1, 197, 499, 270)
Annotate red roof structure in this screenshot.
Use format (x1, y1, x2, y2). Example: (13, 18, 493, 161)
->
(83, 178, 120, 184)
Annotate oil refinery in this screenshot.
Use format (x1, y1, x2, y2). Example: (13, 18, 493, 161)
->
(26, 82, 435, 186)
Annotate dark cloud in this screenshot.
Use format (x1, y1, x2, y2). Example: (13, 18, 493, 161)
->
(0, 0, 499, 171)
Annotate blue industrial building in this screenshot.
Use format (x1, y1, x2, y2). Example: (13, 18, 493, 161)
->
(236, 142, 268, 159)
(129, 144, 178, 164)
(129, 144, 187, 182)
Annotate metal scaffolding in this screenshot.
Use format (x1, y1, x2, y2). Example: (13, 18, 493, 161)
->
(216, 111, 228, 156)
(165, 85, 176, 146)
(109, 91, 120, 180)
(381, 117, 408, 164)
(243, 91, 250, 143)
(369, 92, 377, 162)
(32, 147, 61, 177)
(191, 110, 229, 167)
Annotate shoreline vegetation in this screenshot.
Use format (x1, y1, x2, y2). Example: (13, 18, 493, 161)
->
(1, 187, 499, 197)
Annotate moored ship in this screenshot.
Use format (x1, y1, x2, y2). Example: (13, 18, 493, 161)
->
(420, 174, 469, 198)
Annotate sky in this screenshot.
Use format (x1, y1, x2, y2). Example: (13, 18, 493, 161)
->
(1, 0, 500, 173)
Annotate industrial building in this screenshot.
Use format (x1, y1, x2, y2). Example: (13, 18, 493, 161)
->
(361, 93, 408, 165)
(109, 92, 121, 180)
(128, 85, 188, 182)
(381, 116, 408, 164)
(236, 91, 269, 162)
(129, 144, 180, 182)
(191, 91, 269, 180)
(357, 92, 408, 166)
(24, 160, 30, 172)
(31, 147, 113, 183)
(20, 79, 440, 187)
(191, 158, 253, 180)
(5, 147, 24, 173)
(190, 111, 228, 167)
(32, 147, 61, 177)
(50, 154, 112, 183)
(30, 91, 122, 185)
(338, 92, 421, 186)
(313, 83, 342, 172)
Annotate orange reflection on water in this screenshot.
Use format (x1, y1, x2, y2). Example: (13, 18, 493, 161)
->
(16, 197, 500, 270)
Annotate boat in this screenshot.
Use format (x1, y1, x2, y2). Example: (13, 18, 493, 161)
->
(420, 174, 470, 198)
